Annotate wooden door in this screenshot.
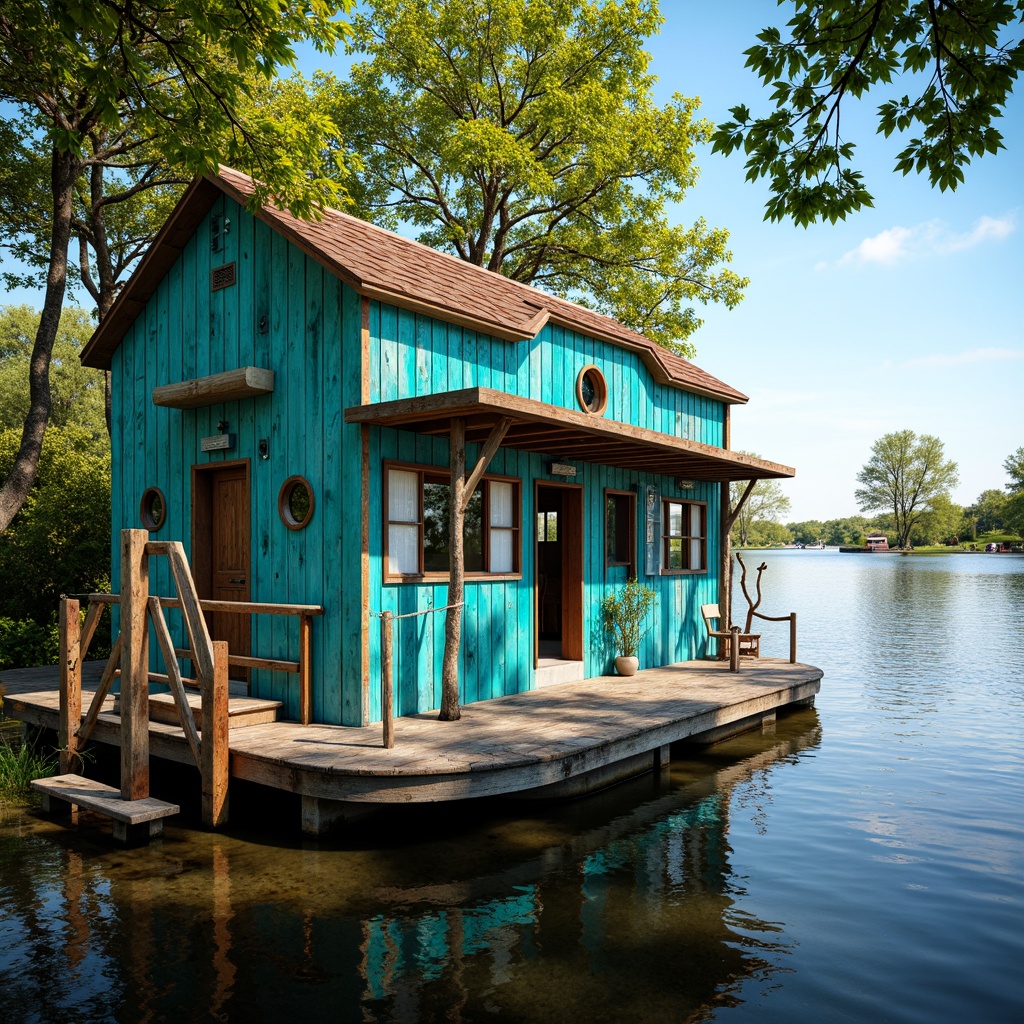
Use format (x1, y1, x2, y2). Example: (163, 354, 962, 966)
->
(192, 461, 251, 676)
(560, 486, 584, 661)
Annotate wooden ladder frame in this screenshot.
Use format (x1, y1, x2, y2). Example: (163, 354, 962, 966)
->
(60, 529, 229, 828)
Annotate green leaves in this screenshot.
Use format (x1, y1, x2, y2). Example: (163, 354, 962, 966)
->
(711, 0, 1024, 225)
(314, 0, 743, 354)
(855, 429, 960, 548)
(1, 1, 353, 215)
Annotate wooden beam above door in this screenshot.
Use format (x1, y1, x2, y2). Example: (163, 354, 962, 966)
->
(153, 366, 275, 409)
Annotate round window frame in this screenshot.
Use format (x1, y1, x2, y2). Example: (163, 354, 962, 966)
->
(278, 475, 315, 531)
(139, 487, 167, 532)
(575, 364, 608, 416)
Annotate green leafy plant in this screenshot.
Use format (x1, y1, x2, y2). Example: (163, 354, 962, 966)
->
(0, 733, 57, 801)
(601, 577, 657, 658)
(0, 617, 60, 670)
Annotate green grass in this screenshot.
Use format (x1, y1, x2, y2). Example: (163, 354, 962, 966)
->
(0, 687, 57, 801)
(0, 734, 57, 801)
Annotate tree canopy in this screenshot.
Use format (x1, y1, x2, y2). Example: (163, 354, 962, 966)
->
(855, 429, 959, 548)
(0, 305, 105, 435)
(322, 0, 746, 354)
(712, 0, 1024, 225)
(1004, 446, 1024, 535)
(0, 0, 353, 533)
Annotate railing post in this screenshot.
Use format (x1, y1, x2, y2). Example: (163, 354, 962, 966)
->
(381, 611, 394, 749)
(299, 613, 312, 726)
(729, 625, 740, 673)
(120, 529, 150, 801)
(202, 640, 230, 827)
(58, 598, 81, 775)
(790, 612, 797, 664)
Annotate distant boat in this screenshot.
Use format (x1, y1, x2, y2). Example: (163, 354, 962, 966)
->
(840, 533, 890, 553)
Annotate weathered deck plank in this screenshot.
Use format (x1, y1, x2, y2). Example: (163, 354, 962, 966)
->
(2, 658, 821, 810)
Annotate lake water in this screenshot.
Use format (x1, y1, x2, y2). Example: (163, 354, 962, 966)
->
(1, 550, 1022, 1023)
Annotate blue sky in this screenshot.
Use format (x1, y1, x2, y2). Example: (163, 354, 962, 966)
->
(3, 1, 1019, 522)
(652, 2, 1023, 521)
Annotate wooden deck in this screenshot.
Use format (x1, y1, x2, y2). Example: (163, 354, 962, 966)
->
(2, 658, 821, 833)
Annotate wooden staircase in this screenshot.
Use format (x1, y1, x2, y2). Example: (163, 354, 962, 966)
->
(146, 692, 281, 729)
(38, 532, 232, 844)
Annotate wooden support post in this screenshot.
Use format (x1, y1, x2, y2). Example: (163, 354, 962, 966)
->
(299, 613, 312, 726)
(440, 417, 466, 721)
(721, 479, 756, 623)
(202, 640, 230, 828)
(381, 611, 394, 748)
(729, 626, 740, 673)
(790, 612, 797, 664)
(59, 598, 81, 776)
(120, 530, 150, 801)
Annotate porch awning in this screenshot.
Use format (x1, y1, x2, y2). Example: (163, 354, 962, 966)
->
(344, 387, 794, 482)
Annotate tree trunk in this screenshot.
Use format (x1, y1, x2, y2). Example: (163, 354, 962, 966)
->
(439, 418, 466, 721)
(0, 147, 78, 533)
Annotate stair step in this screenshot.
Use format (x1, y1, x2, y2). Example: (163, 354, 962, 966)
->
(146, 692, 282, 729)
(32, 773, 179, 844)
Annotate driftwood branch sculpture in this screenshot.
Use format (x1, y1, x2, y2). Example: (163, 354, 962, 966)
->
(735, 552, 768, 632)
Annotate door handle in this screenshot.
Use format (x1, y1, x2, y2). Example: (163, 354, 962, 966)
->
(229, 578, 246, 585)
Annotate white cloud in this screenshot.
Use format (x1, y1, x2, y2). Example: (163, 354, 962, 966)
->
(836, 213, 1017, 266)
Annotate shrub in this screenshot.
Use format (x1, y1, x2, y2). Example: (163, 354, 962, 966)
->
(0, 616, 60, 670)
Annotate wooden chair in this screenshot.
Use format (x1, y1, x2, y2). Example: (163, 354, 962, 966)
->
(700, 603, 760, 660)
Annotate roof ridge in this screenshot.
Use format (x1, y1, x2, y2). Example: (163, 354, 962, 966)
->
(216, 165, 702, 371)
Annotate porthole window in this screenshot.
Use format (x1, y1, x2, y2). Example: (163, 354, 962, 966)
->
(140, 487, 166, 531)
(278, 476, 315, 531)
(576, 365, 608, 416)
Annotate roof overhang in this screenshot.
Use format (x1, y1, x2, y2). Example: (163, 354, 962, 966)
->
(344, 388, 794, 482)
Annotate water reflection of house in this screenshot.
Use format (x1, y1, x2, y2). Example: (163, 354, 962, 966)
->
(1, 719, 820, 1022)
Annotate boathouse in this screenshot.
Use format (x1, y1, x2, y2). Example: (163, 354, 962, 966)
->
(79, 166, 794, 729)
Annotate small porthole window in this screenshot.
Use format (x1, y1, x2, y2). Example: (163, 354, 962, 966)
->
(278, 476, 315, 531)
(140, 487, 166, 531)
(576, 365, 608, 416)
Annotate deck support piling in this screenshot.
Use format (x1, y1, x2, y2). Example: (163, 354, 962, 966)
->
(201, 641, 230, 827)
(120, 529, 151, 801)
(58, 597, 81, 776)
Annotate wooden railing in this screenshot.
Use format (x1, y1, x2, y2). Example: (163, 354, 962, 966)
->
(749, 610, 798, 664)
(58, 530, 324, 829)
(81, 592, 323, 725)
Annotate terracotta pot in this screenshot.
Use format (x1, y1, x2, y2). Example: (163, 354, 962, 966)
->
(614, 655, 639, 677)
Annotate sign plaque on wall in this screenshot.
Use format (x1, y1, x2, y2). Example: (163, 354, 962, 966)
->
(201, 433, 236, 452)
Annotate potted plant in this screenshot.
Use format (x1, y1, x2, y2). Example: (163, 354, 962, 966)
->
(601, 576, 657, 676)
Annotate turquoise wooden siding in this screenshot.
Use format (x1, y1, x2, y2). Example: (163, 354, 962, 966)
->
(109, 196, 729, 728)
(369, 431, 719, 721)
(369, 304, 725, 444)
(110, 196, 363, 725)
(367, 301, 726, 722)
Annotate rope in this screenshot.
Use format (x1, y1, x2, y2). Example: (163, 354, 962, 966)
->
(370, 602, 464, 621)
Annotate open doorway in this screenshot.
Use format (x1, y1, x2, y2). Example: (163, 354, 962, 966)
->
(535, 482, 583, 665)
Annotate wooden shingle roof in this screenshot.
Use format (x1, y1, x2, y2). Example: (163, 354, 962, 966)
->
(81, 167, 748, 404)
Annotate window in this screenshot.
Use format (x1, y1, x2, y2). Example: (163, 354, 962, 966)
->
(140, 487, 166, 531)
(662, 499, 706, 573)
(537, 510, 558, 542)
(605, 490, 636, 572)
(576, 364, 608, 416)
(278, 475, 314, 530)
(386, 465, 521, 579)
